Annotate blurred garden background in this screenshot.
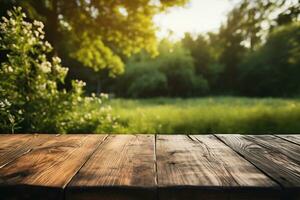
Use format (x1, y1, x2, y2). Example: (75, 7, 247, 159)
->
(0, 0, 299, 134)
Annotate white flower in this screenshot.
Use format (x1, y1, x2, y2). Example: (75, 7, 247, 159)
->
(37, 27, 43, 33)
(0, 23, 6, 31)
(76, 80, 86, 87)
(7, 66, 13, 72)
(4, 99, 11, 106)
(33, 20, 44, 29)
(2, 17, 8, 22)
(7, 11, 12, 17)
(22, 21, 32, 28)
(28, 37, 36, 45)
(52, 56, 61, 63)
(39, 61, 51, 73)
(34, 30, 39, 37)
(10, 19, 16, 26)
(44, 41, 52, 49)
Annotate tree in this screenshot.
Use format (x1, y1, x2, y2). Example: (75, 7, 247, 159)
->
(239, 22, 300, 96)
(213, 0, 299, 93)
(276, 2, 300, 26)
(0, 0, 189, 76)
(111, 39, 209, 98)
(182, 33, 213, 77)
(217, 6, 247, 93)
(236, 0, 299, 50)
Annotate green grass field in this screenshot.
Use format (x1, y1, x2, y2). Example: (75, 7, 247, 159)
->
(109, 97, 300, 134)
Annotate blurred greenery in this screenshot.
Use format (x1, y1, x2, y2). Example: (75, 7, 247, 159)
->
(112, 40, 209, 98)
(100, 1, 300, 98)
(110, 97, 300, 134)
(239, 22, 300, 96)
(0, 0, 189, 77)
(0, 8, 117, 133)
(0, 0, 300, 134)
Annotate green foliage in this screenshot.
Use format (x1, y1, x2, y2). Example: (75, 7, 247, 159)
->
(72, 34, 124, 76)
(182, 33, 214, 76)
(128, 70, 168, 98)
(239, 22, 300, 96)
(182, 33, 224, 92)
(0, 8, 117, 133)
(0, 99, 23, 133)
(111, 97, 300, 134)
(0, 0, 189, 77)
(158, 41, 208, 97)
(201, 0, 300, 94)
(112, 40, 209, 98)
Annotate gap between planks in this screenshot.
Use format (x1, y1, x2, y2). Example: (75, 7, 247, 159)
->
(1, 134, 300, 200)
(215, 134, 300, 199)
(214, 134, 285, 189)
(0, 134, 107, 200)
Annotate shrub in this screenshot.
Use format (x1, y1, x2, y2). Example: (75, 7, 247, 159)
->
(112, 40, 210, 98)
(0, 7, 117, 133)
(128, 70, 168, 98)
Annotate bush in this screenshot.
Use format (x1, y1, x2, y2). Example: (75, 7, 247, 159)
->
(0, 7, 117, 133)
(128, 70, 168, 98)
(112, 40, 210, 98)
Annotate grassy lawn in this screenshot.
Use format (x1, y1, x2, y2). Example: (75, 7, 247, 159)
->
(109, 97, 300, 134)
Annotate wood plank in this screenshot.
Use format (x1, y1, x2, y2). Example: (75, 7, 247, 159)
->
(0, 134, 106, 200)
(0, 134, 51, 168)
(156, 135, 279, 200)
(246, 135, 300, 164)
(217, 134, 300, 199)
(66, 135, 156, 200)
(277, 135, 300, 146)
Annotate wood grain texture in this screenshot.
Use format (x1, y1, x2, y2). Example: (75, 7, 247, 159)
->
(217, 134, 300, 199)
(156, 135, 279, 200)
(0, 134, 51, 168)
(1, 134, 299, 200)
(66, 134, 156, 200)
(277, 135, 300, 146)
(246, 135, 300, 164)
(0, 134, 106, 200)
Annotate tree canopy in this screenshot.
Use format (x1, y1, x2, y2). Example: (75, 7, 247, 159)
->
(0, 0, 189, 76)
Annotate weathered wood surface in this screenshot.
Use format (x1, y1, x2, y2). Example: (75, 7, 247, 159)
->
(217, 134, 300, 199)
(66, 135, 156, 200)
(277, 135, 300, 146)
(0, 134, 50, 168)
(0, 134, 299, 200)
(156, 135, 279, 200)
(247, 135, 300, 164)
(0, 134, 106, 200)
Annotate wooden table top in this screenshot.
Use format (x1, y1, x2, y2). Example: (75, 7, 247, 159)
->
(0, 134, 300, 200)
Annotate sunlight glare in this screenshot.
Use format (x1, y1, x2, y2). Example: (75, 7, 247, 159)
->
(154, 0, 237, 40)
